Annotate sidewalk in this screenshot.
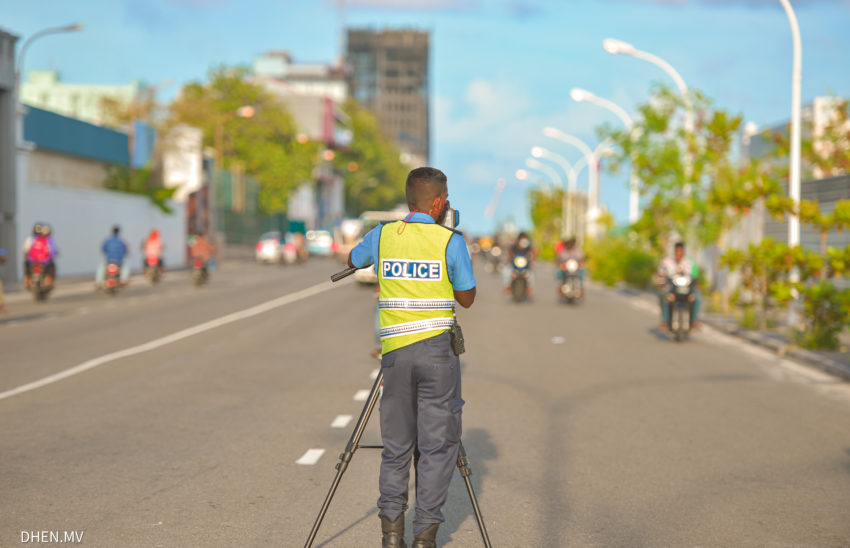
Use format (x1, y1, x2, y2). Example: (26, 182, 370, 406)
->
(3, 272, 154, 304)
(614, 285, 850, 382)
(2, 246, 256, 305)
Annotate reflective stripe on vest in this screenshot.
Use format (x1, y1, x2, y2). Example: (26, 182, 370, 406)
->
(378, 221, 455, 354)
(378, 298, 455, 310)
(379, 317, 455, 339)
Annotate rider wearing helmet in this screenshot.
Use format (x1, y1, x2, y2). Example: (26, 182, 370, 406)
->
(95, 225, 131, 288)
(23, 223, 58, 289)
(503, 231, 536, 298)
(556, 237, 585, 299)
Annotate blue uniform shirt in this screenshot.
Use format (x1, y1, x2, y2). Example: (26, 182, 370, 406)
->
(350, 212, 476, 291)
(102, 236, 128, 263)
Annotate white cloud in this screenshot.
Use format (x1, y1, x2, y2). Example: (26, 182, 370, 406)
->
(436, 78, 610, 165)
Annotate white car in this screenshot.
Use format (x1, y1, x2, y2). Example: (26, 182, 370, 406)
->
(255, 231, 283, 263)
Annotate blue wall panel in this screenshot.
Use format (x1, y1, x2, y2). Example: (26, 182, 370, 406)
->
(23, 105, 129, 165)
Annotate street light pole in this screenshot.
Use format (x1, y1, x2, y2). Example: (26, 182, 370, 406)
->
(603, 38, 693, 134)
(531, 146, 577, 238)
(778, 0, 802, 249)
(9, 23, 83, 284)
(14, 23, 84, 90)
(525, 157, 563, 189)
(541, 127, 604, 239)
(484, 178, 507, 220)
(603, 38, 694, 195)
(570, 87, 641, 224)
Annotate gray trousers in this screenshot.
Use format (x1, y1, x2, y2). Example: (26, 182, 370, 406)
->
(378, 332, 464, 535)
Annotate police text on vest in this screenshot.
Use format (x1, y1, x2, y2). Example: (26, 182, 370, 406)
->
(381, 259, 443, 281)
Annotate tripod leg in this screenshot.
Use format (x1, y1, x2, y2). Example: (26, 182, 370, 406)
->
(456, 442, 493, 548)
(304, 371, 384, 548)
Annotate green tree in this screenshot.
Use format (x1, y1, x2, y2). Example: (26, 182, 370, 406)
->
(764, 98, 850, 181)
(527, 185, 564, 260)
(332, 99, 409, 216)
(600, 85, 764, 258)
(103, 165, 176, 213)
(167, 66, 317, 214)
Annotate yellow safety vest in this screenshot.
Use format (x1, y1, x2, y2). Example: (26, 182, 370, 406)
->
(378, 221, 455, 354)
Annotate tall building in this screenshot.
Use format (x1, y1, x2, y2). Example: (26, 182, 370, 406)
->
(346, 28, 430, 167)
(252, 51, 350, 228)
(253, 51, 350, 147)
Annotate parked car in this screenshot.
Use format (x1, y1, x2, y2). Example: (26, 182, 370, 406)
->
(306, 230, 336, 257)
(280, 232, 303, 265)
(256, 231, 282, 264)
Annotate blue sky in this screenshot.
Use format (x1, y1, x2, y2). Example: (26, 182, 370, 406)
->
(3, 0, 849, 234)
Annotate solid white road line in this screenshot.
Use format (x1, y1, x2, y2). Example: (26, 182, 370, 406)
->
(296, 449, 326, 465)
(0, 280, 343, 403)
(353, 389, 370, 402)
(331, 415, 353, 428)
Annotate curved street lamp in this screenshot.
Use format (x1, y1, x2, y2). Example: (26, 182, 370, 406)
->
(15, 23, 84, 87)
(541, 127, 605, 239)
(602, 37, 693, 133)
(531, 146, 579, 238)
(570, 87, 640, 224)
(525, 157, 563, 189)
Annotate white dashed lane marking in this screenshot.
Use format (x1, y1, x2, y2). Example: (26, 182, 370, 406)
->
(353, 389, 370, 402)
(370, 368, 379, 380)
(331, 415, 353, 428)
(296, 449, 325, 465)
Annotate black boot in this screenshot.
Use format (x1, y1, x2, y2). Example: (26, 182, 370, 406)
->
(411, 524, 438, 548)
(380, 515, 407, 548)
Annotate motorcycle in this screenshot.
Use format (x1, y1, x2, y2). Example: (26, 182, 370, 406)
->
(192, 258, 209, 287)
(144, 255, 162, 284)
(510, 253, 530, 303)
(104, 262, 123, 296)
(559, 258, 583, 304)
(29, 261, 54, 302)
(667, 274, 695, 342)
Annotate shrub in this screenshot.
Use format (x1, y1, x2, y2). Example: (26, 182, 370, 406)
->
(623, 248, 657, 290)
(796, 281, 850, 350)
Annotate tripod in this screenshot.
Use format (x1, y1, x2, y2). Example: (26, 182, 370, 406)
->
(304, 267, 493, 547)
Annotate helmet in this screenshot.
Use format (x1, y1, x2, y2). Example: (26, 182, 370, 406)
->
(33, 223, 47, 236)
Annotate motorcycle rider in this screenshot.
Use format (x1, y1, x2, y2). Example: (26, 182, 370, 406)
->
(189, 232, 216, 266)
(96, 225, 131, 288)
(657, 242, 701, 331)
(556, 237, 585, 299)
(23, 223, 57, 290)
(503, 231, 536, 298)
(141, 228, 164, 273)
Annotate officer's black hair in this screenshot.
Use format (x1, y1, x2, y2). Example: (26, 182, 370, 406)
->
(674, 241, 685, 249)
(406, 167, 448, 211)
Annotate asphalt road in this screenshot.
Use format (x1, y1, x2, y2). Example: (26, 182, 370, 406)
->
(2, 257, 849, 547)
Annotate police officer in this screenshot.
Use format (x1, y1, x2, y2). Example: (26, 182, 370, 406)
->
(348, 167, 476, 548)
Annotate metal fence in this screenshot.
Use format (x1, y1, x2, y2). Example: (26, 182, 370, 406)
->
(213, 170, 287, 246)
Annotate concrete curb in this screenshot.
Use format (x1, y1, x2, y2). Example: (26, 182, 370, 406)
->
(701, 314, 850, 382)
(608, 283, 850, 382)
